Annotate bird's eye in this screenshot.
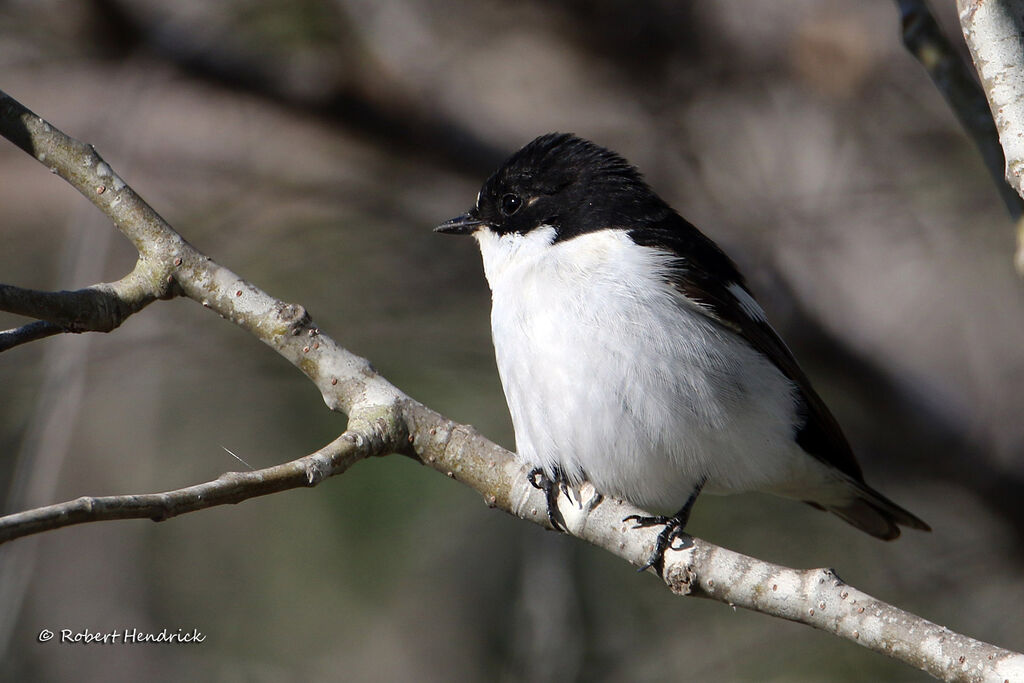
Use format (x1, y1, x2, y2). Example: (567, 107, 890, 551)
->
(499, 193, 523, 217)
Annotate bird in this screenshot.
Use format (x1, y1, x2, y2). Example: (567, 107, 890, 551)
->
(435, 133, 929, 573)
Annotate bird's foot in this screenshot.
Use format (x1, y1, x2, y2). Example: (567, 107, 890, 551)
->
(528, 467, 570, 532)
(624, 514, 693, 575)
(624, 477, 706, 576)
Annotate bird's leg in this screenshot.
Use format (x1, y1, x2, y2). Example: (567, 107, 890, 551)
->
(528, 467, 570, 532)
(625, 476, 707, 575)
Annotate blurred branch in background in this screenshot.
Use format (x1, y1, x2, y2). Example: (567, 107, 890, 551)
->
(87, 0, 506, 177)
(772, 278, 1024, 551)
(0, 192, 116, 661)
(1, 88, 1021, 682)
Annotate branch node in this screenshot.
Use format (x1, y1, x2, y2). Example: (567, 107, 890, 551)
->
(149, 495, 172, 522)
(276, 302, 310, 333)
(303, 459, 328, 486)
(663, 553, 697, 596)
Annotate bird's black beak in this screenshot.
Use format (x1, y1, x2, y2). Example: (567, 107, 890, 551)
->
(434, 211, 484, 235)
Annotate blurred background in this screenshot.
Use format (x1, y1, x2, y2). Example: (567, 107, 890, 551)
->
(0, 0, 1022, 680)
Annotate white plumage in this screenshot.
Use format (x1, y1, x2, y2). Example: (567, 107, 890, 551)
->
(476, 226, 849, 513)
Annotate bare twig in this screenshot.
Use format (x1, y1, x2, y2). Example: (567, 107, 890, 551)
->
(0, 431, 369, 543)
(1, 89, 1022, 681)
(0, 321, 63, 352)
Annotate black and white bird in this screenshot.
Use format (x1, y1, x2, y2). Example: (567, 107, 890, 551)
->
(436, 133, 929, 572)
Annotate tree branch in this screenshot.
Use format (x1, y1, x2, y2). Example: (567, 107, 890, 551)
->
(0, 90, 179, 347)
(1, 89, 1021, 682)
(957, 1, 1024, 197)
(895, 0, 1024, 219)
(0, 259, 165, 347)
(0, 432, 369, 542)
(1, 412, 1022, 682)
(953, 0, 1024, 273)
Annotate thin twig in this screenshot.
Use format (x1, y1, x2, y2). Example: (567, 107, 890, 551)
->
(0, 432, 369, 543)
(0, 321, 63, 352)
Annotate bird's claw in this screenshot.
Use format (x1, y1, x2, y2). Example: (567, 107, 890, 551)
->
(625, 514, 693, 575)
(528, 467, 569, 532)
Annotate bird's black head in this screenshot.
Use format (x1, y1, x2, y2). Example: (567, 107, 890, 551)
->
(435, 133, 673, 242)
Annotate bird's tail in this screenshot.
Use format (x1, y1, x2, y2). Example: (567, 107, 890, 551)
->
(807, 480, 931, 540)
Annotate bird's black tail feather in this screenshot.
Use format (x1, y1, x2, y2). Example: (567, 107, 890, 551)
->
(807, 481, 931, 540)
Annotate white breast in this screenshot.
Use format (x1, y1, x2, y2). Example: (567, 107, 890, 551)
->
(475, 227, 829, 513)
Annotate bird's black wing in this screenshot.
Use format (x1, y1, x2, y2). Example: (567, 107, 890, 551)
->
(628, 214, 865, 483)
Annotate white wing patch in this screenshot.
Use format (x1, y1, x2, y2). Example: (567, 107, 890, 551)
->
(727, 282, 767, 323)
